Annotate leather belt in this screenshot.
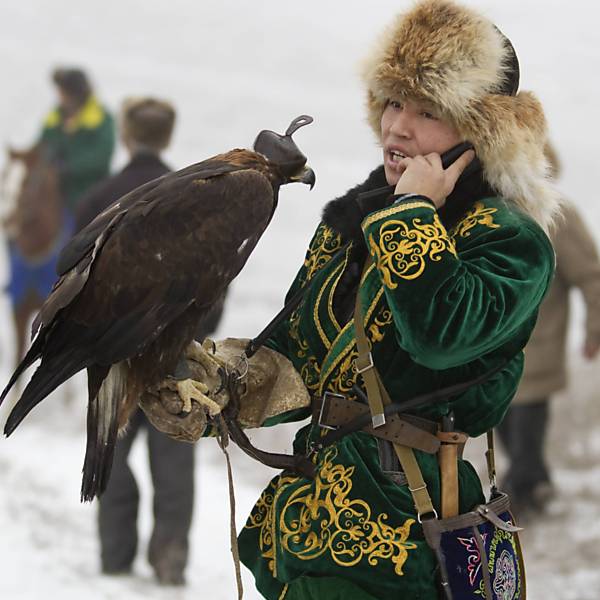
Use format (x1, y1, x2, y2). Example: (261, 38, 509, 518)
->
(312, 392, 442, 454)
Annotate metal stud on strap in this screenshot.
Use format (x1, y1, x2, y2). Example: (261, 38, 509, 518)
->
(355, 352, 374, 374)
(371, 413, 386, 428)
(417, 508, 439, 523)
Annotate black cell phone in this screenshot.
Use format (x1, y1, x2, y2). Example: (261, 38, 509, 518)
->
(440, 141, 480, 178)
(357, 141, 481, 205)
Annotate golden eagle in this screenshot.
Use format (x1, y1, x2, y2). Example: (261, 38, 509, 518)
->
(0, 115, 315, 501)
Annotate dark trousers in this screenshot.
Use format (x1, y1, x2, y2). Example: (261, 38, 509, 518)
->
(98, 408, 195, 575)
(497, 399, 550, 505)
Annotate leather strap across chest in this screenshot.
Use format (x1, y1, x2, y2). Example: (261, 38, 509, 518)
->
(311, 393, 442, 454)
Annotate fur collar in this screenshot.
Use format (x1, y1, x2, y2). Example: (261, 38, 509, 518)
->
(322, 166, 388, 246)
(322, 164, 494, 247)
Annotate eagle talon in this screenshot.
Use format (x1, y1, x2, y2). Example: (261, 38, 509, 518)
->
(175, 378, 221, 417)
(214, 366, 228, 396)
(184, 340, 226, 378)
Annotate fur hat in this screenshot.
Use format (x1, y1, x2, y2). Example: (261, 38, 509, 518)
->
(121, 97, 176, 151)
(361, 0, 560, 230)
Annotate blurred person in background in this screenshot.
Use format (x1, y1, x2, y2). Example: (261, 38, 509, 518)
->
(10, 67, 115, 232)
(3, 67, 114, 369)
(76, 97, 224, 586)
(498, 143, 600, 518)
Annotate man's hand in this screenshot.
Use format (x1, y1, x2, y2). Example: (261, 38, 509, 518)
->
(394, 149, 475, 208)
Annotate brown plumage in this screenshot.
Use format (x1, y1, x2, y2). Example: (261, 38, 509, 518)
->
(0, 115, 315, 501)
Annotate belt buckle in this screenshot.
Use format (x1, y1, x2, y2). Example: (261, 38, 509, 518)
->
(318, 391, 345, 431)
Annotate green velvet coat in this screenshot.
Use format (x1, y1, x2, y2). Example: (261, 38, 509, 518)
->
(238, 193, 555, 600)
(39, 95, 115, 212)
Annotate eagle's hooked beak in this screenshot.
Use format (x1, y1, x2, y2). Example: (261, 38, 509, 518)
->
(289, 165, 316, 190)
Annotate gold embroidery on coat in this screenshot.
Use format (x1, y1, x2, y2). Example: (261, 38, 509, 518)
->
(289, 308, 309, 359)
(368, 214, 457, 288)
(319, 287, 390, 397)
(368, 308, 394, 343)
(318, 284, 381, 395)
(330, 349, 359, 395)
(288, 308, 320, 392)
(314, 259, 346, 349)
(303, 224, 343, 282)
(278, 448, 416, 574)
(361, 201, 435, 230)
(319, 329, 354, 396)
(300, 356, 321, 393)
(327, 246, 353, 333)
(246, 474, 300, 576)
(451, 201, 500, 238)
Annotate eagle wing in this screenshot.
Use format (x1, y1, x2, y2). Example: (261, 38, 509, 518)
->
(70, 167, 275, 363)
(4, 164, 275, 436)
(35, 154, 270, 337)
(56, 154, 254, 275)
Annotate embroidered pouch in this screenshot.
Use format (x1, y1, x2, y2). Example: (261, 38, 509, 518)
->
(421, 492, 525, 599)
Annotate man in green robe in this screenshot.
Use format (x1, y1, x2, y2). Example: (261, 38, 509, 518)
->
(142, 1, 558, 597)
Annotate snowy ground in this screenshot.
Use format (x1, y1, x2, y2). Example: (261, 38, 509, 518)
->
(1, 1, 600, 598)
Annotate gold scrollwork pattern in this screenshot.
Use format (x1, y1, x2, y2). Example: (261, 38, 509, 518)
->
(320, 289, 392, 397)
(451, 201, 500, 239)
(289, 308, 309, 359)
(368, 308, 393, 343)
(300, 356, 321, 393)
(281, 448, 416, 574)
(303, 224, 343, 283)
(327, 305, 394, 395)
(329, 348, 359, 395)
(245, 473, 299, 575)
(288, 308, 321, 393)
(245, 448, 416, 576)
(367, 214, 457, 288)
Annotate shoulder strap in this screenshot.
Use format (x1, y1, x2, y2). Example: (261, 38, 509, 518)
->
(353, 262, 387, 428)
(353, 260, 438, 519)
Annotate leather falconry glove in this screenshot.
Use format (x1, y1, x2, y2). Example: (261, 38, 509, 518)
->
(139, 338, 310, 442)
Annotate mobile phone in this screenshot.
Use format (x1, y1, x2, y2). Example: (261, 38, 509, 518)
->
(357, 142, 481, 206)
(440, 141, 480, 178)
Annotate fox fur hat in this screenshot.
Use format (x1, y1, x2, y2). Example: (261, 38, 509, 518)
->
(361, 0, 560, 230)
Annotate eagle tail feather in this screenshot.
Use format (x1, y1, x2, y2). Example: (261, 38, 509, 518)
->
(0, 335, 45, 406)
(3, 349, 86, 437)
(81, 362, 127, 502)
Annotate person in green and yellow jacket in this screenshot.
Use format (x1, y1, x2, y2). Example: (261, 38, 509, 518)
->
(140, 1, 559, 598)
(4, 68, 114, 362)
(39, 67, 115, 229)
(8, 67, 116, 233)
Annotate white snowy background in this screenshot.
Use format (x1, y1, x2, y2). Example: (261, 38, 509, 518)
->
(1, 1, 599, 598)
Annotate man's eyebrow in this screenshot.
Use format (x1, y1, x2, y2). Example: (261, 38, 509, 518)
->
(419, 102, 438, 113)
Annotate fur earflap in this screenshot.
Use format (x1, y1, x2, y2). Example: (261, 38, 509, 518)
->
(361, 0, 560, 231)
